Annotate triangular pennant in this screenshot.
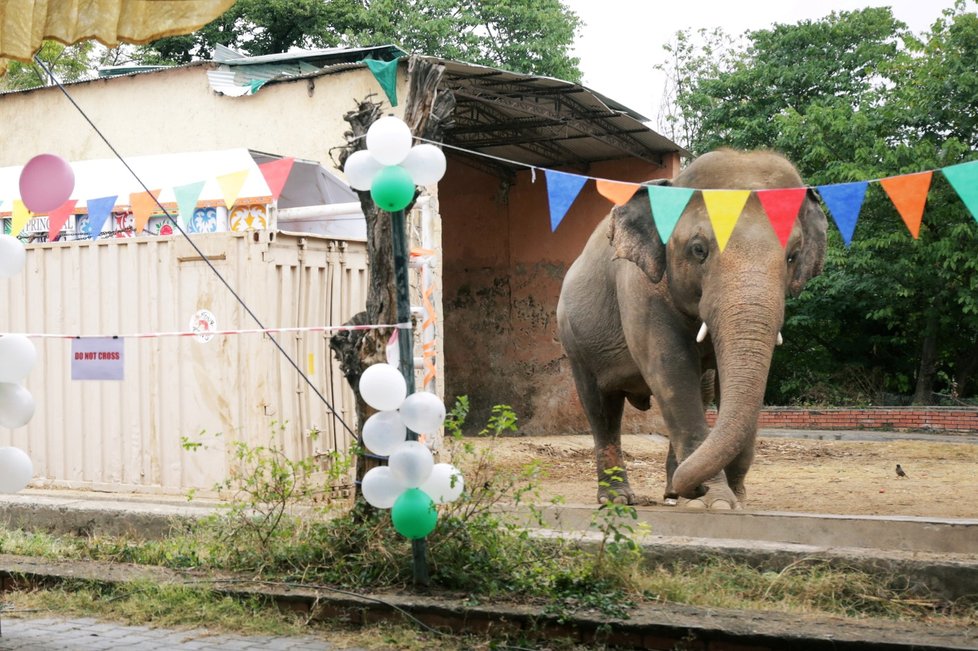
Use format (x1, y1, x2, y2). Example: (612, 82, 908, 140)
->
(816, 182, 868, 247)
(544, 169, 588, 232)
(942, 160, 978, 222)
(258, 157, 294, 202)
(701, 190, 750, 252)
(756, 188, 806, 248)
(11, 199, 31, 237)
(363, 57, 401, 107)
(47, 199, 78, 242)
(647, 185, 694, 244)
(129, 189, 162, 234)
(596, 179, 641, 206)
(879, 171, 933, 239)
(216, 170, 248, 211)
(85, 196, 117, 239)
(173, 180, 206, 229)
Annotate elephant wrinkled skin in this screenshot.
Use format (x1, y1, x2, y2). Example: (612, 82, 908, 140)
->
(556, 150, 827, 508)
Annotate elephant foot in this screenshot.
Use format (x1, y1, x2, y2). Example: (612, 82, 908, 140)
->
(663, 491, 679, 507)
(597, 482, 636, 505)
(680, 497, 739, 510)
(677, 476, 741, 510)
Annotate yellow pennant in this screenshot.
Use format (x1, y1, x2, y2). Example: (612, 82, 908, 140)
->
(217, 170, 249, 211)
(702, 190, 751, 252)
(11, 199, 31, 237)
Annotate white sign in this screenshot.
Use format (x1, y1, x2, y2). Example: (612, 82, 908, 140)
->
(190, 309, 217, 343)
(71, 337, 124, 381)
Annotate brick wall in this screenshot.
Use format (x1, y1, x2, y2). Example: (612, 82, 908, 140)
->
(704, 407, 978, 432)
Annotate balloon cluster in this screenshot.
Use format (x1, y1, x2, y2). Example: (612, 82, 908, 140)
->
(0, 232, 36, 494)
(358, 363, 463, 539)
(343, 116, 447, 212)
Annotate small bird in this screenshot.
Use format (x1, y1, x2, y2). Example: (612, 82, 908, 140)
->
(895, 464, 908, 478)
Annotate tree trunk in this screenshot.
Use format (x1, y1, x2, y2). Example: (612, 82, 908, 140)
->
(953, 339, 978, 399)
(328, 56, 455, 489)
(912, 307, 941, 406)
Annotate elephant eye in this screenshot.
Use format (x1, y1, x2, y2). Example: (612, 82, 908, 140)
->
(689, 240, 709, 263)
(787, 250, 799, 264)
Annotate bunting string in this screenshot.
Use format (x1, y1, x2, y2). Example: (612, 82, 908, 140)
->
(5, 322, 412, 340)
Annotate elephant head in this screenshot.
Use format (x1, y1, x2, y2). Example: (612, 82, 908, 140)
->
(610, 149, 827, 499)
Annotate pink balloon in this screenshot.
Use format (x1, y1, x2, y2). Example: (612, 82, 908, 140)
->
(19, 154, 75, 214)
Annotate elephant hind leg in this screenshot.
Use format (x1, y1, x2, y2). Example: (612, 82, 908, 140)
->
(568, 358, 633, 504)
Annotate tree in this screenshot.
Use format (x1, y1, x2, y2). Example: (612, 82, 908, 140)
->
(137, 0, 582, 82)
(661, 4, 978, 404)
(0, 41, 97, 91)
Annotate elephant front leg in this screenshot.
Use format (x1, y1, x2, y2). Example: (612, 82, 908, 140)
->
(596, 438, 635, 504)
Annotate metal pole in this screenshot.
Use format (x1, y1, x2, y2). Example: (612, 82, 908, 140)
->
(391, 208, 429, 586)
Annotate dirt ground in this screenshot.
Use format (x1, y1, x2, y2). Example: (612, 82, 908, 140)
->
(463, 433, 978, 518)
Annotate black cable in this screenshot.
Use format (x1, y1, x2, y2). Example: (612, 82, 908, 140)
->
(33, 56, 356, 438)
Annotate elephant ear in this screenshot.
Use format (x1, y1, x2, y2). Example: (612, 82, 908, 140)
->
(789, 189, 828, 297)
(609, 179, 671, 283)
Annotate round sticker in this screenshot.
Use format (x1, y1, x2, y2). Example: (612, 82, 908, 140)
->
(190, 309, 217, 343)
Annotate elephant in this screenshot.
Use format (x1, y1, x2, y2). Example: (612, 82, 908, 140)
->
(556, 149, 827, 508)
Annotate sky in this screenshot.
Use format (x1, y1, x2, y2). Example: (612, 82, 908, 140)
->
(562, 0, 974, 129)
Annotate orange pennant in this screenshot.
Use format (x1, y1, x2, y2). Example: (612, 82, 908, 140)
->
(879, 171, 933, 239)
(130, 190, 162, 234)
(47, 199, 78, 242)
(596, 179, 641, 206)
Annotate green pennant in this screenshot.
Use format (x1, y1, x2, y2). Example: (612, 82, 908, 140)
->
(647, 185, 694, 244)
(942, 160, 978, 223)
(364, 57, 401, 107)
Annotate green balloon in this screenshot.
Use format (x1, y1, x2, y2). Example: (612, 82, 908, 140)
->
(370, 165, 415, 212)
(391, 488, 438, 539)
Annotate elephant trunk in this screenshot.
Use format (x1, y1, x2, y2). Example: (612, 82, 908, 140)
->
(671, 271, 784, 498)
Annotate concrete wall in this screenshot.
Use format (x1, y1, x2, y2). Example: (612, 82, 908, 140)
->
(0, 64, 404, 167)
(440, 155, 678, 433)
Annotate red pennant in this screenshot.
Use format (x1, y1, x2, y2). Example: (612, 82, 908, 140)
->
(595, 179, 641, 206)
(47, 199, 78, 242)
(258, 157, 295, 201)
(879, 171, 933, 239)
(756, 188, 806, 248)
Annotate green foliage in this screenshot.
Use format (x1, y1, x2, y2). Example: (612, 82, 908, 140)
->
(661, 3, 978, 404)
(0, 40, 97, 90)
(137, 0, 582, 81)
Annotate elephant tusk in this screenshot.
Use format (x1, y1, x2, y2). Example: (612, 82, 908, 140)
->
(777, 331, 784, 346)
(696, 322, 709, 343)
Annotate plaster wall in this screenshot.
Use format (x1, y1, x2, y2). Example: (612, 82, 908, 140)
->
(441, 154, 678, 433)
(0, 64, 404, 168)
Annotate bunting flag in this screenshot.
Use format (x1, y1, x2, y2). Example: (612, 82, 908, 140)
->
(880, 171, 933, 239)
(47, 199, 78, 242)
(544, 170, 588, 232)
(363, 57, 401, 107)
(596, 179, 641, 206)
(216, 170, 248, 211)
(258, 157, 294, 202)
(11, 199, 30, 237)
(130, 189, 162, 234)
(816, 182, 868, 247)
(173, 180, 206, 229)
(756, 188, 806, 248)
(702, 190, 750, 252)
(86, 195, 118, 239)
(647, 185, 694, 244)
(941, 160, 978, 222)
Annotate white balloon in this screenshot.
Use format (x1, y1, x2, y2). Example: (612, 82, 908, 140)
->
(399, 392, 446, 434)
(361, 466, 404, 509)
(359, 363, 407, 412)
(0, 383, 34, 429)
(362, 410, 407, 456)
(0, 335, 37, 383)
(366, 116, 413, 166)
(401, 144, 447, 186)
(344, 150, 383, 191)
(0, 235, 26, 277)
(388, 440, 434, 488)
(420, 463, 464, 504)
(0, 447, 33, 493)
